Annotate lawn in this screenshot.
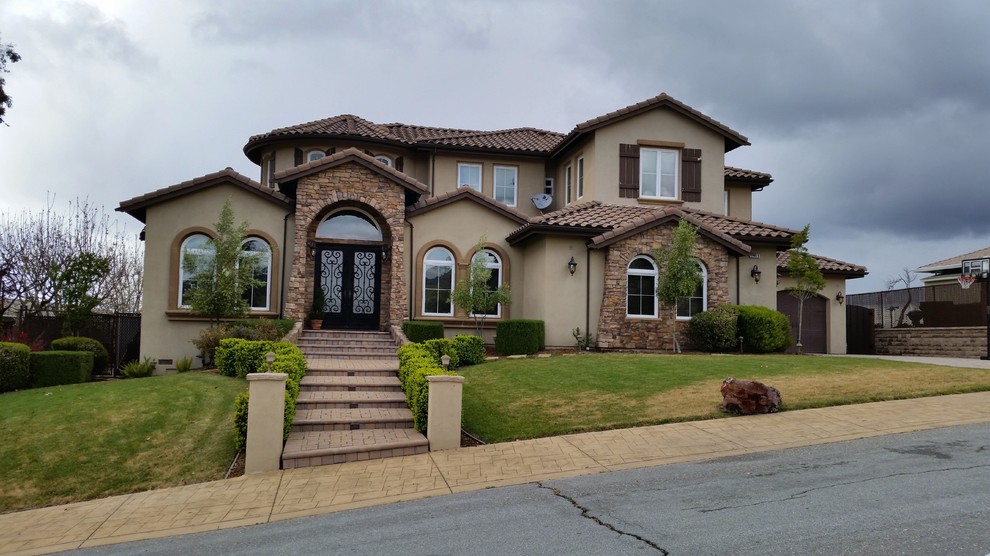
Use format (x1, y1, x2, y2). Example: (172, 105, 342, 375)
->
(0, 372, 246, 514)
(460, 354, 990, 443)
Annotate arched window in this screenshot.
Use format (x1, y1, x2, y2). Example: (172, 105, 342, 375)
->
(423, 247, 454, 316)
(375, 155, 392, 167)
(472, 249, 503, 317)
(240, 237, 272, 311)
(627, 256, 657, 318)
(316, 211, 383, 241)
(676, 260, 707, 319)
(306, 150, 325, 163)
(178, 234, 214, 308)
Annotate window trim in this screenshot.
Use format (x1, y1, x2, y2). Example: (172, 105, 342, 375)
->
(240, 237, 272, 312)
(564, 164, 572, 205)
(639, 147, 680, 200)
(458, 162, 483, 192)
(306, 150, 326, 163)
(493, 165, 518, 207)
(626, 256, 658, 318)
(375, 155, 393, 167)
(544, 177, 554, 197)
(675, 260, 708, 320)
(470, 248, 504, 318)
(178, 233, 214, 310)
(576, 157, 585, 199)
(422, 246, 456, 317)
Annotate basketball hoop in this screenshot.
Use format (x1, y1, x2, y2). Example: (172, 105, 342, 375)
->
(958, 274, 977, 289)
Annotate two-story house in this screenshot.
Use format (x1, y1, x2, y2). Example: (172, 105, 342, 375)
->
(118, 93, 866, 367)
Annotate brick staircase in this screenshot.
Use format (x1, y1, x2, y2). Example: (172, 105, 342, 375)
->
(281, 330, 429, 469)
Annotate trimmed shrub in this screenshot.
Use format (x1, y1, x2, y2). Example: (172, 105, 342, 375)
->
(422, 338, 460, 369)
(121, 357, 155, 378)
(227, 340, 307, 450)
(51, 337, 110, 374)
(227, 319, 296, 341)
(495, 320, 545, 356)
(402, 320, 444, 343)
(687, 306, 740, 352)
(736, 305, 792, 353)
(0, 341, 32, 393)
(30, 351, 93, 387)
(396, 343, 459, 433)
(233, 391, 249, 451)
(451, 335, 486, 367)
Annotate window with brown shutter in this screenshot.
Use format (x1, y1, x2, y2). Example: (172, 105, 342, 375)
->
(294, 148, 303, 166)
(681, 148, 702, 202)
(619, 143, 639, 198)
(324, 148, 336, 157)
(395, 156, 404, 172)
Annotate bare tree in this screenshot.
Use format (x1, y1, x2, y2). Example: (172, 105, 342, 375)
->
(886, 267, 917, 327)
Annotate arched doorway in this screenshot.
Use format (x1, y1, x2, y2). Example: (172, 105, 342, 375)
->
(314, 209, 386, 330)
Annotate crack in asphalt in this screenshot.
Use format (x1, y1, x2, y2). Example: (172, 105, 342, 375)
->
(537, 482, 669, 555)
(687, 463, 990, 514)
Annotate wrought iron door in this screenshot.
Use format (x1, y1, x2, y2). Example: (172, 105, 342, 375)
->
(316, 245, 381, 329)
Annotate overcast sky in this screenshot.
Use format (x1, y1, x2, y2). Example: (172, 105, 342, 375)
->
(2, 0, 989, 293)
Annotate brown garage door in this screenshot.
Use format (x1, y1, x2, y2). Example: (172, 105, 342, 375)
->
(777, 291, 827, 353)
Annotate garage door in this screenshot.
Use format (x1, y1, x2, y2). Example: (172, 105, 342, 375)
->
(776, 291, 827, 353)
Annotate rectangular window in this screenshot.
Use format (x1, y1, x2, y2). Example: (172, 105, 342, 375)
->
(458, 163, 482, 192)
(494, 165, 517, 207)
(564, 165, 572, 205)
(576, 157, 585, 199)
(544, 178, 554, 197)
(626, 274, 656, 317)
(640, 148, 679, 199)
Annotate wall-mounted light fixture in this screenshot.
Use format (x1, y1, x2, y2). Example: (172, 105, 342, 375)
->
(568, 256, 578, 276)
(382, 245, 391, 263)
(836, 291, 845, 304)
(750, 265, 762, 283)
(306, 240, 316, 260)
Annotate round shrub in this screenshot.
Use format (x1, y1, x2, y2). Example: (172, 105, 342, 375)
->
(51, 336, 110, 374)
(736, 305, 792, 353)
(687, 306, 739, 352)
(0, 341, 32, 393)
(452, 335, 486, 366)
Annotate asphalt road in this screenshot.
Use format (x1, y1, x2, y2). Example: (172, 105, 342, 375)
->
(71, 423, 990, 555)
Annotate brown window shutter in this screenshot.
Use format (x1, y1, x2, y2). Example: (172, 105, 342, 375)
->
(682, 148, 702, 202)
(294, 148, 303, 166)
(324, 148, 335, 156)
(395, 156, 404, 172)
(364, 149, 374, 157)
(619, 144, 640, 198)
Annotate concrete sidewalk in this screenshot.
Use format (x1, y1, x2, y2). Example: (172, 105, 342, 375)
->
(3, 390, 990, 555)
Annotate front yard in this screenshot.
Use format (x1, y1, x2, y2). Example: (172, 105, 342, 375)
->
(460, 354, 990, 443)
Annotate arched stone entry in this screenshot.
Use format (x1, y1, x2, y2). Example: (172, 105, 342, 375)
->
(313, 209, 386, 330)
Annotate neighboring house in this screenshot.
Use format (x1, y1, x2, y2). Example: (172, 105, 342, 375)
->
(915, 246, 990, 285)
(117, 92, 866, 365)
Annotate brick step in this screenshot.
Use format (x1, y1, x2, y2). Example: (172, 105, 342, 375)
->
(299, 331, 394, 341)
(292, 408, 414, 432)
(305, 368, 398, 378)
(297, 341, 399, 351)
(304, 358, 399, 372)
(299, 375, 402, 392)
(282, 429, 429, 469)
(296, 390, 409, 410)
(301, 351, 398, 360)
(300, 344, 397, 354)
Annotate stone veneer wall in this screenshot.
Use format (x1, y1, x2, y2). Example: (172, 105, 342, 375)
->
(285, 162, 407, 330)
(596, 225, 730, 351)
(875, 326, 987, 358)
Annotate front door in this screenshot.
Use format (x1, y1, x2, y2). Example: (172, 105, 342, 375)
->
(316, 245, 382, 330)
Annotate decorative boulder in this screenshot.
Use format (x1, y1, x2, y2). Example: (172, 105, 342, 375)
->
(720, 377, 782, 415)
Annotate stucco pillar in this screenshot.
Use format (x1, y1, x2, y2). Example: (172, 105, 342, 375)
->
(245, 373, 287, 474)
(426, 375, 465, 451)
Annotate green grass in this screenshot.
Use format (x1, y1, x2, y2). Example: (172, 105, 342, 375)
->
(461, 354, 990, 443)
(0, 372, 246, 514)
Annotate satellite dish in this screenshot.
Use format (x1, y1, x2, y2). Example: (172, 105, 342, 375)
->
(531, 194, 553, 210)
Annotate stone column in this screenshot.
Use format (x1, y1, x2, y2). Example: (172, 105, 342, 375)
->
(426, 375, 465, 451)
(245, 373, 287, 474)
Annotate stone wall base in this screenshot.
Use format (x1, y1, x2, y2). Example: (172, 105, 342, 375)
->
(875, 326, 988, 358)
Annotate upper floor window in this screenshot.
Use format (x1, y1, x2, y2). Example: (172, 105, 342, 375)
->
(564, 164, 572, 205)
(458, 163, 482, 192)
(640, 147, 679, 200)
(544, 178, 554, 197)
(676, 260, 707, 319)
(375, 155, 392, 167)
(626, 256, 657, 318)
(179, 234, 213, 309)
(423, 246, 454, 316)
(317, 211, 382, 241)
(306, 150, 325, 163)
(472, 249, 503, 317)
(240, 238, 272, 311)
(494, 165, 517, 207)
(577, 157, 585, 199)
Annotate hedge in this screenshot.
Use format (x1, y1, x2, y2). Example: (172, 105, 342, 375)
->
(402, 320, 444, 343)
(687, 306, 740, 352)
(451, 335, 486, 366)
(495, 320, 545, 355)
(219, 339, 307, 451)
(0, 342, 31, 393)
(51, 337, 110, 374)
(396, 343, 459, 433)
(30, 351, 94, 388)
(736, 305, 792, 353)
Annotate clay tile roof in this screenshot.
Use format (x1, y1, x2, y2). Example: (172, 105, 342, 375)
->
(406, 186, 530, 224)
(586, 206, 752, 255)
(915, 246, 990, 272)
(724, 166, 773, 182)
(681, 208, 797, 241)
(273, 147, 428, 194)
(117, 167, 289, 224)
(777, 251, 868, 277)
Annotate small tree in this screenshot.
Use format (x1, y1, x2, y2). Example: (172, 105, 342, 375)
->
(785, 224, 825, 353)
(450, 238, 511, 336)
(52, 252, 110, 336)
(184, 201, 263, 326)
(653, 219, 702, 353)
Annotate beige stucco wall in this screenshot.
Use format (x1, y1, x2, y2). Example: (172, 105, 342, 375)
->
(431, 154, 547, 218)
(554, 135, 597, 210)
(777, 275, 848, 354)
(587, 109, 727, 213)
(724, 184, 753, 220)
(140, 183, 290, 368)
(735, 246, 778, 308)
(406, 198, 526, 341)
